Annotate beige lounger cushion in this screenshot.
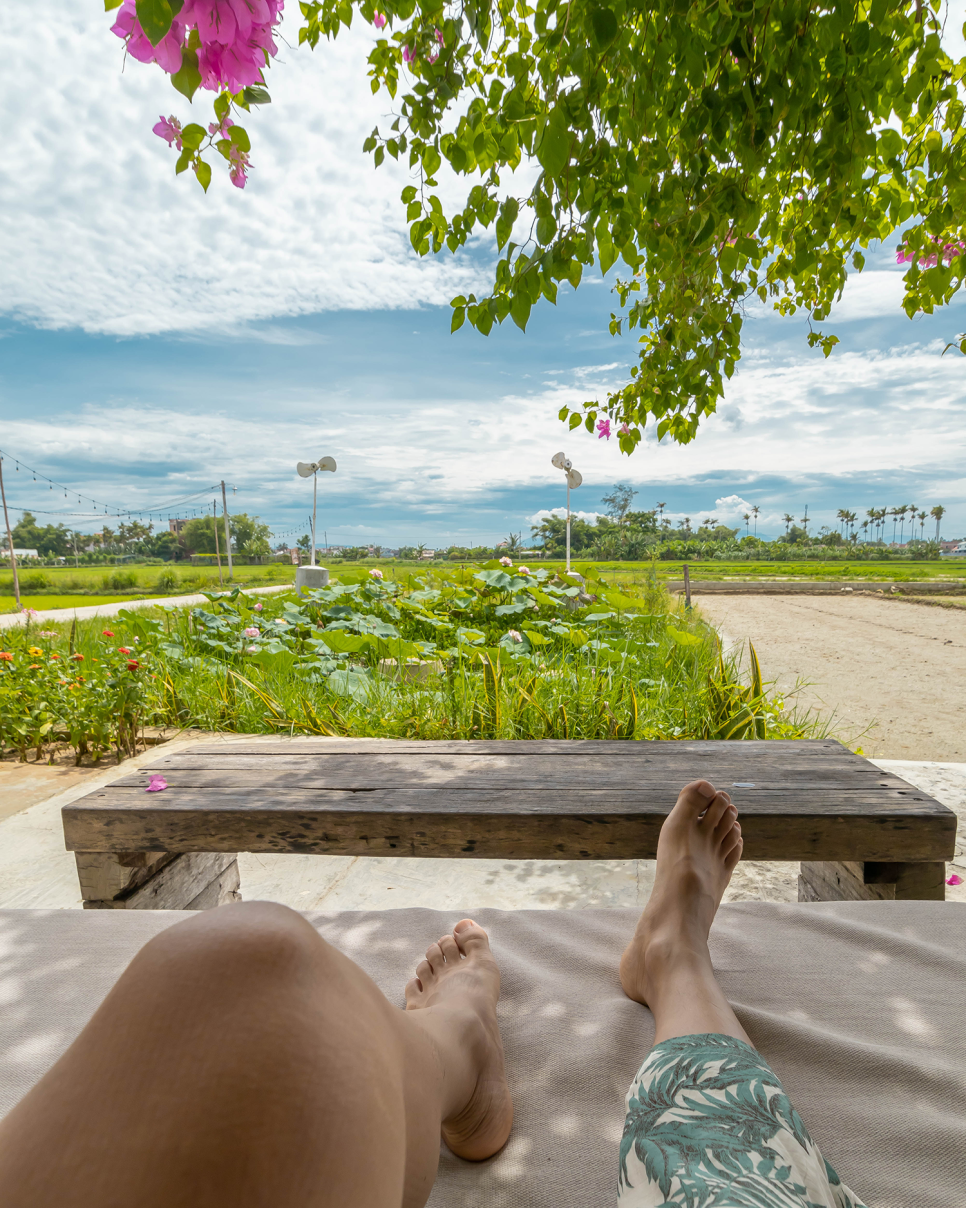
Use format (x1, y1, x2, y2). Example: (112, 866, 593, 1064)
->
(0, 902, 963, 1207)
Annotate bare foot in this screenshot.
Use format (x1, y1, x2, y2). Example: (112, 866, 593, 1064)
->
(620, 779, 743, 1007)
(405, 920, 513, 1160)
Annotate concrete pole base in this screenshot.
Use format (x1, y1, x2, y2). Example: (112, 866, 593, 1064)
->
(295, 566, 330, 594)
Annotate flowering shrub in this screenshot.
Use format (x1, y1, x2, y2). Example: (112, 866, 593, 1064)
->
(107, 0, 281, 190)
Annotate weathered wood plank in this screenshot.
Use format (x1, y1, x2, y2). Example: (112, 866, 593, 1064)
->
(80, 852, 238, 910)
(66, 785, 952, 818)
(798, 860, 947, 902)
(176, 738, 854, 756)
(74, 850, 176, 901)
(63, 797, 956, 861)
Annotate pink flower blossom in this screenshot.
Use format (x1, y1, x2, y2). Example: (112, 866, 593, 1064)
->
(243, 626, 260, 638)
(896, 240, 965, 268)
(228, 144, 250, 188)
(246, 644, 258, 653)
(208, 115, 235, 138)
(372, 10, 386, 28)
(369, 568, 384, 579)
(518, 565, 532, 575)
(596, 419, 612, 440)
(619, 422, 630, 435)
(947, 873, 964, 886)
(21, 607, 39, 619)
(507, 629, 523, 642)
(254, 601, 264, 610)
(153, 115, 183, 148)
(499, 556, 512, 566)
(112, 0, 185, 73)
(403, 44, 415, 63)
(145, 775, 168, 793)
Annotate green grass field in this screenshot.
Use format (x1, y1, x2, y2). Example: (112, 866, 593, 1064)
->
(2, 557, 963, 610)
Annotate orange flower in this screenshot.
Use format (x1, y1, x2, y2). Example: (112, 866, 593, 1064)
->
(118, 647, 132, 655)
(50, 654, 60, 661)
(71, 653, 84, 662)
(29, 664, 40, 670)
(126, 660, 140, 671)
(0, 652, 12, 662)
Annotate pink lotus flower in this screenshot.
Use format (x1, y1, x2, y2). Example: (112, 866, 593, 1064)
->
(947, 873, 964, 886)
(254, 601, 264, 610)
(518, 565, 532, 575)
(145, 775, 168, 793)
(369, 568, 384, 579)
(246, 644, 258, 653)
(596, 419, 611, 440)
(243, 626, 260, 638)
(499, 556, 512, 566)
(153, 115, 183, 149)
(372, 10, 386, 28)
(507, 629, 523, 642)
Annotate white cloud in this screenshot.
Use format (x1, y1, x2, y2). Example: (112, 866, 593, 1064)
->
(528, 508, 603, 525)
(0, 3, 486, 335)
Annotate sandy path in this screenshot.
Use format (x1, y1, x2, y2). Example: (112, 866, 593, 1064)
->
(697, 595, 966, 760)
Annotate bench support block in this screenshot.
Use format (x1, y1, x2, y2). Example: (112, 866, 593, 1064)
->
(76, 851, 242, 910)
(798, 860, 945, 902)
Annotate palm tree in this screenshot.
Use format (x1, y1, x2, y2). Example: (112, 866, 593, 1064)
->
(782, 513, 794, 535)
(890, 508, 899, 545)
(931, 505, 945, 541)
(800, 505, 809, 536)
(505, 532, 523, 553)
(861, 519, 870, 542)
(751, 504, 761, 537)
(656, 502, 666, 524)
(743, 512, 751, 537)
(918, 510, 927, 542)
(836, 508, 849, 536)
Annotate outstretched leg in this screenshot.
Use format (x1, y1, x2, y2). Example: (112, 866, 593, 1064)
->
(617, 781, 867, 1207)
(620, 778, 747, 1044)
(0, 902, 512, 1208)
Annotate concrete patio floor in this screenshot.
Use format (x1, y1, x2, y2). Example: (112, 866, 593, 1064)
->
(0, 736, 963, 911)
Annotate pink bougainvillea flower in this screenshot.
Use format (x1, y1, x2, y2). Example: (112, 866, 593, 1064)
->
(102, 629, 115, 638)
(403, 44, 415, 63)
(596, 419, 612, 440)
(228, 145, 250, 188)
(947, 873, 964, 886)
(499, 556, 512, 566)
(254, 601, 264, 610)
(208, 115, 235, 138)
(619, 422, 630, 435)
(145, 775, 168, 793)
(369, 568, 384, 579)
(153, 115, 183, 149)
(372, 10, 386, 28)
(243, 626, 260, 638)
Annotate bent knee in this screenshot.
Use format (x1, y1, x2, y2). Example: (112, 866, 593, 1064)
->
(135, 900, 331, 988)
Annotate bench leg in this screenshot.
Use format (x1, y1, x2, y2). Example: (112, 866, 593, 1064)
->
(798, 860, 946, 902)
(75, 851, 242, 910)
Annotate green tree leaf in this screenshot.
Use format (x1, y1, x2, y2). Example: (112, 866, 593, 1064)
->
(170, 47, 201, 101)
(135, 0, 181, 46)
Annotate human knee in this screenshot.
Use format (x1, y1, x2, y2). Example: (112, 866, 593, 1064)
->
(137, 900, 328, 990)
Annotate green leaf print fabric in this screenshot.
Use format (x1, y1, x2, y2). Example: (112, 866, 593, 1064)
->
(618, 1033, 867, 1208)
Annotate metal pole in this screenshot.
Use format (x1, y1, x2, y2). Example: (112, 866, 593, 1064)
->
(221, 480, 233, 581)
(683, 563, 691, 611)
(212, 499, 224, 587)
(0, 457, 21, 609)
(311, 474, 317, 567)
(566, 480, 572, 573)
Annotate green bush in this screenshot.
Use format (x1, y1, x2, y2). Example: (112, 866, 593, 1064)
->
(20, 573, 51, 593)
(105, 571, 137, 591)
(154, 570, 179, 593)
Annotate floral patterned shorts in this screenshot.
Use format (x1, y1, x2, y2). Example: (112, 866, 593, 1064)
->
(618, 1033, 866, 1207)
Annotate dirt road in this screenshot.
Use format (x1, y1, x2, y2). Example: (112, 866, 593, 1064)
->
(697, 595, 966, 760)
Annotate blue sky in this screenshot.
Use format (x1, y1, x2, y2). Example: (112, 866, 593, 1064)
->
(1, 2, 964, 547)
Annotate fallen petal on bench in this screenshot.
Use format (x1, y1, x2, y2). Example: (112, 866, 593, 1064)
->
(145, 776, 168, 793)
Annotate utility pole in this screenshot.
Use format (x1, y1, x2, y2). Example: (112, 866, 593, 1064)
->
(0, 456, 21, 609)
(220, 480, 233, 581)
(212, 499, 224, 586)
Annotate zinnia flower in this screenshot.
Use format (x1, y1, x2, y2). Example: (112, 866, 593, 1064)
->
(0, 652, 13, 662)
(118, 647, 132, 655)
(127, 659, 140, 671)
(102, 629, 115, 637)
(28, 646, 43, 656)
(71, 653, 84, 662)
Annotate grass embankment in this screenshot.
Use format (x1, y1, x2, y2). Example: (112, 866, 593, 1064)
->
(0, 563, 827, 763)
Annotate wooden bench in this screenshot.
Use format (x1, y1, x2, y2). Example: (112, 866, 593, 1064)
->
(61, 738, 958, 909)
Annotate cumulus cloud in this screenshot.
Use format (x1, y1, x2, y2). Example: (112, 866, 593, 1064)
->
(528, 508, 603, 525)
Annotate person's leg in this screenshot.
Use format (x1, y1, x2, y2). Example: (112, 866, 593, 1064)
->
(617, 781, 867, 1208)
(619, 778, 747, 1043)
(0, 902, 512, 1208)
